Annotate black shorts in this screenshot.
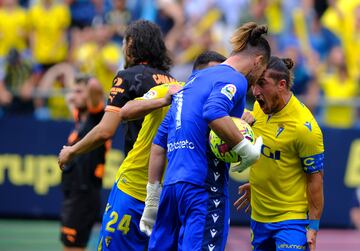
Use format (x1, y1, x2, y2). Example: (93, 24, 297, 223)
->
(60, 189, 101, 247)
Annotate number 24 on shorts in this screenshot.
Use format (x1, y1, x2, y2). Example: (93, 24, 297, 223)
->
(105, 211, 132, 235)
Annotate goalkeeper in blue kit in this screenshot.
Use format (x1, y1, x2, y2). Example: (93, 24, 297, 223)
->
(140, 22, 271, 251)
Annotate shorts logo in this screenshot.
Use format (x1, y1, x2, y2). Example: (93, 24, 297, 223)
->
(208, 244, 216, 251)
(221, 84, 237, 100)
(213, 199, 221, 208)
(143, 90, 157, 99)
(105, 236, 112, 248)
(211, 186, 218, 192)
(211, 213, 219, 223)
(213, 172, 220, 181)
(278, 244, 306, 250)
(213, 158, 219, 166)
(210, 228, 217, 238)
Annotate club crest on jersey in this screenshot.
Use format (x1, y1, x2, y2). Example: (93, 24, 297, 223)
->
(276, 125, 284, 138)
(221, 84, 237, 100)
(143, 90, 157, 99)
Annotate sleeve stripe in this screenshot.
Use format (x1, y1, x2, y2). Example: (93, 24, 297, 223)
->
(105, 105, 121, 113)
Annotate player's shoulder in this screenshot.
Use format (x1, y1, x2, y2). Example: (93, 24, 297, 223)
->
(211, 64, 246, 81)
(291, 97, 322, 137)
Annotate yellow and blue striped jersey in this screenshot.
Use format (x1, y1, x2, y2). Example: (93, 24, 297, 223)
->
(116, 82, 182, 202)
(250, 95, 324, 222)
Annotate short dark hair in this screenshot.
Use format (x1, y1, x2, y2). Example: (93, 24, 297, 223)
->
(192, 51, 227, 71)
(266, 56, 295, 89)
(124, 20, 172, 71)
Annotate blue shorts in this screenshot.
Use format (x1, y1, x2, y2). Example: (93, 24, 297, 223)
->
(251, 219, 309, 251)
(97, 183, 148, 251)
(149, 182, 230, 251)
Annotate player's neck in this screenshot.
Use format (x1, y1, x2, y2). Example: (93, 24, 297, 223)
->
(274, 91, 292, 114)
(78, 109, 88, 121)
(222, 54, 253, 76)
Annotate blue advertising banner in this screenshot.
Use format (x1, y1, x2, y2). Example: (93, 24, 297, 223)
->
(0, 117, 359, 227)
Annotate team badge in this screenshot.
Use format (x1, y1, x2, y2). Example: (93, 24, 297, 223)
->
(276, 124, 285, 138)
(221, 84, 237, 100)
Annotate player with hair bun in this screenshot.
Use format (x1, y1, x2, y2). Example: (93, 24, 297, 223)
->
(142, 22, 271, 251)
(235, 56, 324, 251)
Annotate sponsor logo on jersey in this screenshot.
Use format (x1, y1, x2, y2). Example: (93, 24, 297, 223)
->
(261, 144, 281, 160)
(167, 140, 195, 152)
(304, 121, 312, 131)
(221, 84, 237, 100)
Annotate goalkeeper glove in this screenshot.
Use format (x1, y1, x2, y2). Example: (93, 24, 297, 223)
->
(140, 181, 162, 236)
(231, 136, 263, 172)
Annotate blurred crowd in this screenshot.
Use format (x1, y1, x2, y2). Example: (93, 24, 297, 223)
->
(0, 0, 359, 128)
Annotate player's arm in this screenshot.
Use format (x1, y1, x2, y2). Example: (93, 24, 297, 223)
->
(204, 80, 262, 172)
(307, 171, 324, 221)
(121, 83, 182, 121)
(140, 110, 170, 236)
(58, 111, 122, 169)
(298, 121, 325, 251)
(306, 170, 324, 251)
(58, 73, 129, 169)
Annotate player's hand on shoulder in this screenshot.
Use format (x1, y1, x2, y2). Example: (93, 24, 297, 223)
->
(231, 136, 263, 172)
(164, 83, 183, 105)
(233, 183, 251, 213)
(241, 111, 255, 126)
(58, 145, 74, 170)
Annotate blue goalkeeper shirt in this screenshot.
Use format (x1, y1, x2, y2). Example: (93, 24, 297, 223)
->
(154, 64, 248, 187)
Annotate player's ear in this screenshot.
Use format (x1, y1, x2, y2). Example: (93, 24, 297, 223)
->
(278, 79, 287, 90)
(253, 55, 264, 66)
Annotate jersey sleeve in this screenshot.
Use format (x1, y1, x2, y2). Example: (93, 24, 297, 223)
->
(296, 119, 325, 174)
(135, 84, 170, 101)
(106, 72, 132, 113)
(153, 110, 170, 149)
(229, 95, 246, 118)
(135, 81, 184, 101)
(203, 76, 247, 123)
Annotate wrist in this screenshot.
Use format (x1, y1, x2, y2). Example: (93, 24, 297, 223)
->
(308, 219, 320, 231)
(146, 181, 162, 206)
(232, 138, 249, 156)
(69, 145, 77, 156)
